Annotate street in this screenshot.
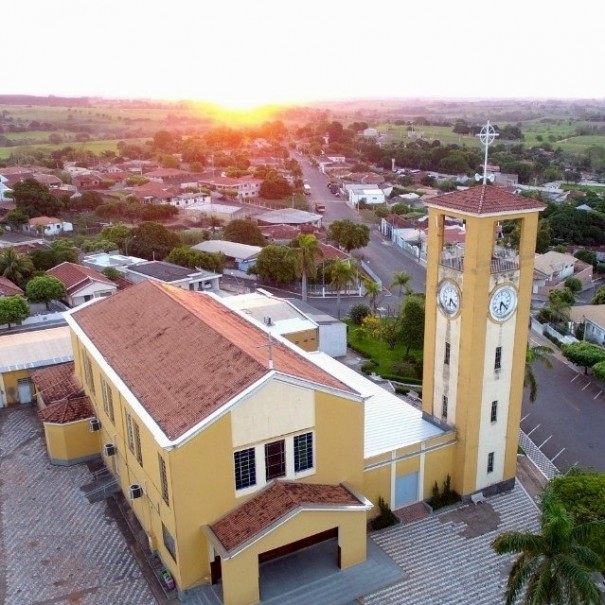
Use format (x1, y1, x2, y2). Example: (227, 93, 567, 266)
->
(300, 156, 605, 473)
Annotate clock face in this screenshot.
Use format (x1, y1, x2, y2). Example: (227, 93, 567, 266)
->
(438, 281, 461, 316)
(490, 285, 518, 321)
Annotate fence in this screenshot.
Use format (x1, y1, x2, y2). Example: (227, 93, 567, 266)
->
(519, 429, 561, 480)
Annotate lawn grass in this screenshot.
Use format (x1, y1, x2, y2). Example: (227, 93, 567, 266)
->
(345, 318, 422, 382)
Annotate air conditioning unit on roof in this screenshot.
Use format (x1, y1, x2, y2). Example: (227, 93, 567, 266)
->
(103, 443, 116, 457)
(89, 418, 101, 432)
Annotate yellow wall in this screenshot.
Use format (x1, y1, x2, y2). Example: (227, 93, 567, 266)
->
(1, 368, 31, 405)
(422, 442, 456, 499)
(71, 326, 366, 594)
(43, 420, 101, 465)
(221, 510, 367, 605)
(284, 328, 318, 352)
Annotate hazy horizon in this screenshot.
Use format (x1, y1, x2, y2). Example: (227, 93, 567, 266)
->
(4, 0, 604, 110)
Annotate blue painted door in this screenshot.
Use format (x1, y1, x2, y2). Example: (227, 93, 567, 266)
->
(395, 472, 419, 509)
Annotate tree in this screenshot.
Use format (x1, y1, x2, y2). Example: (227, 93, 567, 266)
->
(0, 247, 34, 286)
(0, 295, 30, 327)
(329, 259, 357, 319)
(165, 246, 224, 273)
(25, 275, 66, 309)
(128, 222, 181, 260)
(561, 341, 605, 374)
(4, 209, 29, 230)
(550, 470, 605, 559)
(590, 285, 605, 305)
(101, 224, 133, 252)
(574, 249, 598, 269)
(399, 295, 425, 357)
(327, 220, 370, 252)
(223, 220, 266, 246)
(259, 173, 293, 200)
(547, 288, 575, 329)
(492, 488, 605, 605)
(391, 271, 412, 296)
(349, 303, 371, 326)
(12, 178, 62, 217)
(291, 234, 323, 302)
(525, 344, 553, 402)
(363, 278, 381, 313)
(564, 276, 583, 294)
(252, 245, 298, 285)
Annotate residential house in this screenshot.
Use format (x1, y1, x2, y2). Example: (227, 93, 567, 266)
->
(47, 262, 118, 308)
(82, 252, 146, 274)
(25, 216, 74, 237)
(183, 201, 249, 224)
(198, 176, 263, 201)
(192, 240, 261, 272)
(343, 184, 386, 207)
(144, 168, 195, 187)
(0, 174, 12, 201)
(0, 276, 24, 297)
(63, 281, 453, 604)
(0, 326, 73, 407)
(570, 305, 605, 346)
(72, 173, 103, 190)
(532, 250, 593, 297)
(33, 173, 63, 189)
(122, 260, 221, 292)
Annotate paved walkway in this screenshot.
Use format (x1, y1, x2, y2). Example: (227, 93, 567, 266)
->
(0, 406, 157, 605)
(1, 405, 549, 605)
(363, 486, 540, 605)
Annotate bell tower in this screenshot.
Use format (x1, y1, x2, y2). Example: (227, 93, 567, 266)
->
(422, 123, 545, 496)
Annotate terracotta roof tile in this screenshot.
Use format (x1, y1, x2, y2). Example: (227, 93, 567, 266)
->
(71, 281, 355, 440)
(211, 481, 364, 553)
(31, 362, 82, 404)
(0, 277, 24, 296)
(47, 262, 115, 294)
(29, 216, 60, 226)
(427, 184, 546, 215)
(38, 396, 95, 424)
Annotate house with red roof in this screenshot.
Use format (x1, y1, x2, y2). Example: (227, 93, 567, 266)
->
(47, 262, 118, 307)
(0, 276, 24, 297)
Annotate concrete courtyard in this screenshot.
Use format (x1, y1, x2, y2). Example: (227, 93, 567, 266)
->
(1, 405, 544, 605)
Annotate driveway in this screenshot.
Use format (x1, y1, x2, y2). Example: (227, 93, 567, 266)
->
(0, 406, 157, 605)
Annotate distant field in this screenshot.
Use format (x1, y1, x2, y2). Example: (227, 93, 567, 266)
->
(0, 137, 151, 160)
(377, 120, 605, 154)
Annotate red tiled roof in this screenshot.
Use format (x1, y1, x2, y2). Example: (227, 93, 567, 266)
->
(31, 362, 82, 404)
(71, 281, 355, 440)
(427, 184, 546, 215)
(47, 262, 115, 295)
(0, 276, 24, 296)
(29, 216, 60, 226)
(144, 168, 191, 178)
(318, 243, 348, 261)
(210, 481, 365, 553)
(38, 396, 95, 424)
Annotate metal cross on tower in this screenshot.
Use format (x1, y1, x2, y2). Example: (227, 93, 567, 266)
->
(475, 121, 499, 184)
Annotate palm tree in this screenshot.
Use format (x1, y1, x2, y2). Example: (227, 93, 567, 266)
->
(492, 488, 605, 605)
(391, 271, 412, 297)
(525, 343, 553, 402)
(0, 247, 34, 287)
(363, 278, 382, 313)
(292, 234, 323, 302)
(330, 259, 357, 319)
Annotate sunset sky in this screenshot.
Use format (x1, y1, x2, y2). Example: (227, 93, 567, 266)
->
(5, 0, 603, 109)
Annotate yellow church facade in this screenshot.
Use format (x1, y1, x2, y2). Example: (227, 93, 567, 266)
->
(49, 182, 543, 605)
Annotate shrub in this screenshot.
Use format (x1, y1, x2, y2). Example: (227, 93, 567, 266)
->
(371, 496, 399, 530)
(429, 474, 460, 510)
(349, 303, 372, 326)
(390, 359, 422, 379)
(360, 360, 378, 375)
(564, 276, 582, 293)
